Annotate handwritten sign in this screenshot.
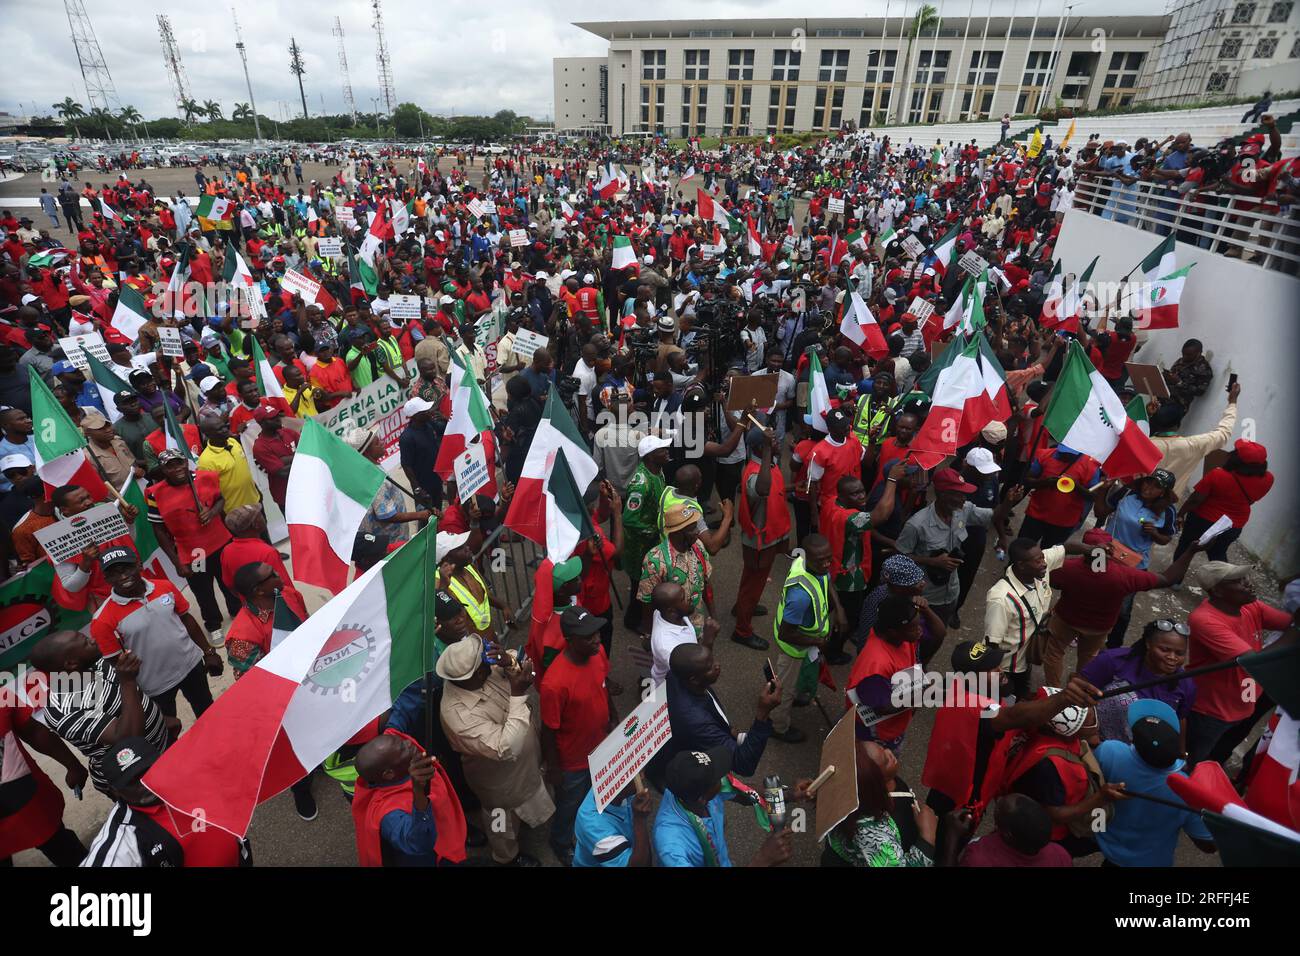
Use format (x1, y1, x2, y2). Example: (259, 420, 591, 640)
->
(901, 235, 926, 261)
(467, 198, 487, 219)
(509, 228, 528, 248)
(280, 268, 324, 304)
(33, 503, 130, 564)
(58, 333, 110, 372)
(906, 297, 936, 322)
(959, 251, 989, 277)
(587, 690, 672, 813)
(389, 294, 423, 320)
(452, 440, 490, 500)
(335, 205, 355, 227)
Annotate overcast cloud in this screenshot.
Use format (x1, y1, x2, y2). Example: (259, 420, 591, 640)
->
(3, 0, 1165, 122)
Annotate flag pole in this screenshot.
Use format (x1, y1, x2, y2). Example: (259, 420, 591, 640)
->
(422, 514, 439, 752)
(1097, 643, 1297, 699)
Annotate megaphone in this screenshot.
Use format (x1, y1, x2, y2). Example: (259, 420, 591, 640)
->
(1056, 476, 1076, 494)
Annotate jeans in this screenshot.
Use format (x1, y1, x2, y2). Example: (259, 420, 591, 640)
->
(549, 770, 591, 854)
(152, 661, 214, 720)
(1186, 711, 1237, 767)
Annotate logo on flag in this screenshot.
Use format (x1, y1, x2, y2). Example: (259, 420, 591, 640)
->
(304, 625, 376, 694)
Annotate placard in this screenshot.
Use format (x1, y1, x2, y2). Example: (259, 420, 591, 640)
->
(725, 373, 779, 412)
(389, 294, 423, 320)
(906, 297, 936, 322)
(815, 709, 860, 844)
(157, 326, 185, 358)
(280, 268, 324, 304)
(587, 689, 672, 813)
(959, 250, 989, 277)
(467, 198, 487, 219)
(509, 228, 528, 248)
(33, 503, 131, 564)
(335, 205, 355, 227)
(481, 200, 497, 215)
(1125, 362, 1170, 400)
(314, 358, 419, 467)
(317, 237, 344, 260)
(452, 440, 490, 500)
(901, 235, 926, 260)
(509, 328, 549, 364)
(827, 196, 846, 215)
(58, 333, 110, 372)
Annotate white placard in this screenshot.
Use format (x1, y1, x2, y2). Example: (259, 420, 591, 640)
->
(452, 440, 490, 500)
(389, 294, 423, 320)
(901, 235, 926, 260)
(587, 690, 672, 813)
(509, 328, 549, 364)
(467, 198, 487, 219)
(827, 196, 846, 215)
(131, 352, 157, 370)
(58, 333, 110, 372)
(481, 200, 497, 215)
(906, 297, 936, 322)
(959, 251, 990, 277)
(157, 326, 184, 358)
(509, 229, 528, 248)
(317, 237, 344, 260)
(280, 268, 323, 304)
(33, 503, 131, 564)
(335, 205, 355, 227)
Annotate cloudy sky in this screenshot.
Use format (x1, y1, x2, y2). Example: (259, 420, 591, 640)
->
(4, 0, 1164, 122)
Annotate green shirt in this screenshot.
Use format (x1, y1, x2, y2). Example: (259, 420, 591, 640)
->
(622, 462, 666, 542)
(113, 414, 153, 460)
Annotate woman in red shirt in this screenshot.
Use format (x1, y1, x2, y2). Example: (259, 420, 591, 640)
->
(1175, 439, 1273, 562)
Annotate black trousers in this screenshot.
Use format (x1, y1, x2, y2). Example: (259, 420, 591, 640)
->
(0, 826, 86, 867)
(189, 543, 242, 631)
(152, 661, 214, 720)
(1017, 515, 1074, 549)
(1175, 512, 1242, 562)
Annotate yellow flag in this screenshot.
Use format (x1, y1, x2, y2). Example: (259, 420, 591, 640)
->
(1060, 118, 1077, 151)
(1026, 128, 1044, 158)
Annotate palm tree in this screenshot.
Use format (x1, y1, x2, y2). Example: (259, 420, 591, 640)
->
(180, 98, 204, 125)
(203, 100, 223, 121)
(86, 107, 116, 141)
(232, 102, 253, 122)
(118, 105, 150, 143)
(53, 96, 85, 138)
(896, 3, 940, 124)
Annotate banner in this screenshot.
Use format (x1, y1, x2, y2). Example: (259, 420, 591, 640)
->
(587, 690, 672, 813)
(959, 251, 990, 277)
(313, 358, 419, 467)
(32, 503, 130, 564)
(58, 333, 110, 372)
(509, 329, 549, 364)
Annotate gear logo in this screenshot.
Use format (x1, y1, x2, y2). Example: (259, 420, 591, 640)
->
(304, 623, 376, 695)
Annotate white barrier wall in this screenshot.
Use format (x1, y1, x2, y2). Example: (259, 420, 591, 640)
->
(1055, 209, 1299, 574)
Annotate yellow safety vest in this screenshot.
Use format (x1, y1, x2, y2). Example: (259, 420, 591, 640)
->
(448, 566, 492, 632)
(773, 556, 830, 659)
(851, 393, 896, 447)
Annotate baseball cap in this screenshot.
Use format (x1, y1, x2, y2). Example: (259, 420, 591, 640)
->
(98, 736, 161, 791)
(1132, 708, 1181, 769)
(964, 447, 1001, 475)
(560, 605, 606, 637)
(664, 501, 703, 533)
(981, 420, 1008, 444)
(434, 590, 466, 622)
(876, 593, 919, 630)
(1128, 697, 1179, 732)
(664, 746, 732, 802)
(932, 467, 976, 494)
(1082, 527, 1114, 547)
(99, 547, 136, 571)
(825, 407, 850, 428)
(1146, 468, 1176, 490)
(434, 634, 485, 681)
(51, 360, 78, 376)
(533, 270, 549, 281)
(582, 273, 595, 284)
(157, 448, 187, 464)
(1197, 561, 1250, 591)
(199, 375, 223, 393)
(637, 434, 672, 457)
(435, 530, 471, 563)
(1234, 439, 1267, 464)
(403, 396, 436, 417)
(252, 403, 281, 422)
(0, 453, 33, 472)
(552, 555, 584, 588)
(642, 254, 655, 265)
(951, 639, 1005, 673)
(439, 294, 455, 305)
(113, 389, 138, 405)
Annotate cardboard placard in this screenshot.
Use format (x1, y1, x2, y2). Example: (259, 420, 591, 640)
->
(33, 503, 131, 564)
(815, 709, 860, 844)
(157, 326, 185, 358)
(509, 328, 549, 364)
(901, 235, 926, 261)
(317, 237, 344, 260)
(58, 333, 110, 372)
(1202, 448, 1231, 478)
(725, 374, 779, 412)
(467, 198, 487, 219)
(452, 440, 490, 500)
(508, 228, 528, 248)
(958, 250, 989, 277)
(827, 196, 846, 215)
(907, 297, 936, 322)
(1125, 362, 1170, 400)
(587, 689, 672, 813)
(389, 294, 423, 320)
(314, 358, 420, 467)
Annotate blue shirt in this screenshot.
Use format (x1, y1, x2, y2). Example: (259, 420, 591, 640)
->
(1106, 492, 1175, 569)
(378, 794, 441, 866)
(75, 380, 106, 414)
(574, 788, 636, 867)
(653, 790, 732, 867)
(0, 435, 35, 492)
(1094, 740, 1211, 867)
(782, 582, 815, 629)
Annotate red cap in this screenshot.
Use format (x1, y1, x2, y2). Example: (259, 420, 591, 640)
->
(1082, 528, 1114, 547)
(1234, 439, 1267, 464)
(932, 468, 976, 494)
(252, 403, 281, 422)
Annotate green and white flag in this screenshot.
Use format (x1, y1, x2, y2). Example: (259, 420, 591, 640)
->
(82, 351, 132, 423)
(110, 285, 150, 343)
(610, 234, 637, 271)
(250, 337, 285, 399)
(1125, 394, 1150, 436)
(875, 226, 896, 252)
(544, 447, 596, 566)
(804, 350, 832, 433)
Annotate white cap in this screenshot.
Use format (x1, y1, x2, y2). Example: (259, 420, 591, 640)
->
(582, 273, 595, 284)
(403, 396, 436, 417)
(435, 230, 445, 240)
(637, 434, 672, 457)
(439, 294, 455, 305)
(777, 261, 790, 271)
(656, 315, 676, 333)
(642, 254, 655, 264)
(0, 453, 33, 472)
(435, 530, 471, 563)
(509, 261, 521, 269)
(199, 375, 223, 393)
(964, 447, 1001, 475)
(20, 294, 39, 305)
(559, 269, 576, 280)
(533, 270, 549, 281)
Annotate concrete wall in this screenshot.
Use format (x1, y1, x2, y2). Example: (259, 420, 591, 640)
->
(1055, 208, 1299, 573)
(553, 57, 606, 129)
(1236, 60, 1300, 99)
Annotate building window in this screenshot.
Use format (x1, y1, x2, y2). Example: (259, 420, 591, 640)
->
(684, 49, 710, 81)
(1103, 51, 1145, 93)
(679, 84, 708, 138)
(960, 90, 995, 117)
(1021, 50, 1057, 88)
(1207, 70, 1230, 91)
(1267, 1, 1293, 21)
(818, 49, 850, 82)
(860, 87, 893, 126)
(864, 49, 898, 83)
(767, 86, 798, 133)
(1231, 2, 1257, 23)
(966, 50, 1002, 85)
(642, 50, 665, 80)
(1219, 38, 1243, 57)
(812, 86, 845, 128)
(1254, 37, 1279, 57)
(771, 49, 801, 81)
(914, 49, 951, 84)
(724, 84, 752, 135)
(908, 89, 944, 123)
(1292, 36, 1300, 57)
(727, 49, 754, 81)
(640, 84, 665, 132)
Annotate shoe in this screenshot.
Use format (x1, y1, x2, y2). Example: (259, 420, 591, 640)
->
(753, 604, 768, 617)
(207, 628, 227, 649)
(948, 612, 961, 629)
(793, 693, 812, 708)
(293, 787, 318, 822)
(466, 825, 488, 848)
(278, 551, 290, 560)
(730, 633, 770, 651)
(772, 727, 807, 744)
(824, 652, 852, 666)
(500, 853, 542, 867)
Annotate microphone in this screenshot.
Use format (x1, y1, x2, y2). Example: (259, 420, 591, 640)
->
(764, 774, 787, 831)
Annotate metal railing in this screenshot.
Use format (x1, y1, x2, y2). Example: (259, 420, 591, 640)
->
(470, 523, 546, 641)
(1071, 175, 1300, 275)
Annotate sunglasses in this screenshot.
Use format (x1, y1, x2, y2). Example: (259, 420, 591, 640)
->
(1150, 619, 1190, 637)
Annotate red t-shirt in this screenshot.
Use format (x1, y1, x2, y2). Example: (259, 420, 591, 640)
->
(1188, 599, 1291, 722)
(579, 530, 617, 615)
(960, 831, 1072, 867)
(146, 471, 233, 565)
(811, 435, 864, 507)
(1049, 560, 1162, 631)
(539, 648, 611, 771)
(132, 802, 245, 867)
(309, 358, 355, 408)
(230, 397, 294, 434)
(219, 535, 294, 593)
(1192, 468, 1274, 528)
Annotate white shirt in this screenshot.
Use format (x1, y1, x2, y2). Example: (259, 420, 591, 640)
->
(573, 358, 598, 420)
(740, 325, 767, 372)
(650, 610, 698, 685)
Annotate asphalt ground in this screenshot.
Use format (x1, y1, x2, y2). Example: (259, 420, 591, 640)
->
(11, 155, 1277, 868)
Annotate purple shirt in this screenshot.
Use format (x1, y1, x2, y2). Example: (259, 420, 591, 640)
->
(1080, 647, 1197, 744)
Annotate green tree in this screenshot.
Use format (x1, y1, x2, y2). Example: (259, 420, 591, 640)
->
(53, 96, 85, 138)
(896, 3, 940, 124)
(391, 102, 433, 138)
(232, 102, 253, 122)
(86, 107, 117, 139)
(180, 98, 204, 124)
(203, 100, 223, 121)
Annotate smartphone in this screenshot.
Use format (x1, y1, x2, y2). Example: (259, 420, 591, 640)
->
(763, 658, 776, 686)
(1227, 372, 1238, 391)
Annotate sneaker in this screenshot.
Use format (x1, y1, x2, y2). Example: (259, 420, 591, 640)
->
(293, 787, 318, 822)
(771, 727, 807, 744)
(730, 632, 770, 651)
(207, 628, 227, 649)
(500, 853, 542, 867)
(753, 604, 769, 617)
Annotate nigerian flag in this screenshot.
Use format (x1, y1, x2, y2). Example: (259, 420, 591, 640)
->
(110, 285, 150, 343)
(83, 352, 132, 423)
(1125, 394, 1150, 436)
(251, 337, 285, 399)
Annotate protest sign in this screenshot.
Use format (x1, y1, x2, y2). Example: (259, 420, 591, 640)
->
(317, 237, 344, 260)
(335, 205, 355, 227)
(587, 690, 672, 813)
(33, 503, 131, 564)
(815, 709, 860, 843)
(509, 229, 528, 248)
(959, 251, 990, 277)
(467, 198, 487, 219)
(280, 268, 323, 303)
(907, 297, 936, 323)
(389, 294, 423, 320)
(827, 196, 846, 215)
(509, 328, 549, 364)
(452, 440, 490, 499)
(314, 358, 419, 467)
(901, 235, 926, 260)
(725, 374, 779, 412)
(58, 333, 111, 372)
(481, 200, 497, 215)
(1125, 362, 1170, 400)
(157, 326, 185, 359)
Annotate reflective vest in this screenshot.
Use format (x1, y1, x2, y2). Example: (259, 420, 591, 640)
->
(851, 393, 896, 447)
(737, 460, 791, 549)
(773, 556, 830, 659)
(448, 566, 492, 632)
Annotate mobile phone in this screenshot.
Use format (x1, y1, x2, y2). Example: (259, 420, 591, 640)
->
(1227, 373, 1238, 391)
(763, 658, 776, 686)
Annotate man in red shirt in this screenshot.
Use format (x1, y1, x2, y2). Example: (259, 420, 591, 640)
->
(807, 407, 865, 517)
(1186, 562, 1295, 766)
(308, 342, 355, 411)
(250, 403, 298, 511)
(229, 379, 293, 434)
(539, 606, 616, 866)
